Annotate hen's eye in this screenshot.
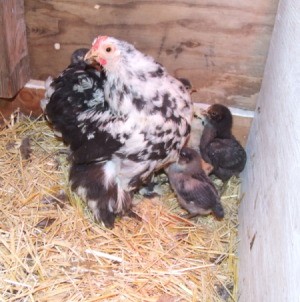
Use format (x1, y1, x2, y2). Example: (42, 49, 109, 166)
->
(105, 47, 112, 53)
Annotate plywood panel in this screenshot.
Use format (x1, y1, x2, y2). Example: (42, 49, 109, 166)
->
(0, 82, 252, 146)
(239, 0, 300, 300)
(0, 0, 30, 98)
(24, 0, 279, 110)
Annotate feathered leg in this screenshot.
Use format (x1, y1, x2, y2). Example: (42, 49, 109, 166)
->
(69, 162, 132, 228)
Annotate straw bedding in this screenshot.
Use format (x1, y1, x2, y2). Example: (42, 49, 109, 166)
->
(0, 112, 240, 302)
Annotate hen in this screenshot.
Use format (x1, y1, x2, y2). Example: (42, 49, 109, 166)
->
(42, 36, 193, 227)
(200, 104, 246, 181)
(166, 147, 224, 219)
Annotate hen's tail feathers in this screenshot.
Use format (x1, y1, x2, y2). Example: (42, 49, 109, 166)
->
(40, 99, 49, 112)
(69, 162, 132, 228)
(40, 76, 54, 113)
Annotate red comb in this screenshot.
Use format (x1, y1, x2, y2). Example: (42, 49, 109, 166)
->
(92, 36, 108, 50)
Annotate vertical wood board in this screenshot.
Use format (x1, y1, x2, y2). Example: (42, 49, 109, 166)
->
(239, 0, 300, 300)
(0, 0, 30, 98)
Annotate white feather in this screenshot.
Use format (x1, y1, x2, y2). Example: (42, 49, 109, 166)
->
(103, 161, 116, 189)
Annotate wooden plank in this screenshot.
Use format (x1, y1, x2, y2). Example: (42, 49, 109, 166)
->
(239, 0, 300, 301)
(0, 0, 30, 98)
(24, 0, 278, 111)
(232, 115, 252, 147)
(0, 81, 252, 147)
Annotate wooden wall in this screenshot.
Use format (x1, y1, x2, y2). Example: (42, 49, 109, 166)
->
(0, 0, 30, 98)
(239, 0, 300, 300)
(24, 0, 279, 111)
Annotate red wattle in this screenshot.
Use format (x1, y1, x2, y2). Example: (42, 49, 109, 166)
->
(99, 58, 107, 65)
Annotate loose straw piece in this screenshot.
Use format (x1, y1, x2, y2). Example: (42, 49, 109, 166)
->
(85, 249, 123, 263)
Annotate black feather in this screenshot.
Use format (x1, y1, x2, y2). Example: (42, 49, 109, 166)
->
(45, 62, 108, 151)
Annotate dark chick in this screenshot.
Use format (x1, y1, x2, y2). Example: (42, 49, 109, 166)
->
(70, 48, 89, 64)
(165, 147, 224, 219)
(200, 104, 247, 181)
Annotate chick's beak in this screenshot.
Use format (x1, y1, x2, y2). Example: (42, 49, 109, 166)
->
(200, 109, 208, 116)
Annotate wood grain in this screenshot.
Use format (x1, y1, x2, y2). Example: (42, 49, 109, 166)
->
(24, 0, 279, 111)
(232, 115, 252, 147)
(0, 0, 30, 98)
(0, 83, 252, 147)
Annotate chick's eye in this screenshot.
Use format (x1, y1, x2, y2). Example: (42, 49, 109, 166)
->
(105, 47, 112, 53)
(180, 150, 189, 158)
(180, 151, 187, 157)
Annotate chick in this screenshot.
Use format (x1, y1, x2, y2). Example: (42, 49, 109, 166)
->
(200, 104, 247, 181)
(70, 48, 89, 64)
(165, 147, 224, 219)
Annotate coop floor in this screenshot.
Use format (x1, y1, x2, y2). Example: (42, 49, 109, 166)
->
(0, 113, 240, 302)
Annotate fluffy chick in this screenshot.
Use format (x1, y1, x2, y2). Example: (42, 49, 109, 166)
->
(166, 147, 224, 219)
(70, 48, 89, 64)
(200, 104, 247, 181)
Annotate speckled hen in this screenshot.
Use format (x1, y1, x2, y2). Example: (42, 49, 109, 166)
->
(42, 36, 193, 227)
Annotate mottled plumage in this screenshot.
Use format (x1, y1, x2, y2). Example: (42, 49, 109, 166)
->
(200, 104, 247, 181)
(41, 50, 128, 227)
(42, 61, 109, 153)
(166, 147, 224, 219)
(42, 36, 193, 227)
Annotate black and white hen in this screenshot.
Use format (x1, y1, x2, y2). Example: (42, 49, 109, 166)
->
(200, 104, 247, 181)
(166, 147, 224, 219)
(42, 36, 193, 227)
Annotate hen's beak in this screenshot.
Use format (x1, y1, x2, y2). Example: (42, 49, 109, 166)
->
(84, 49, 98, 64)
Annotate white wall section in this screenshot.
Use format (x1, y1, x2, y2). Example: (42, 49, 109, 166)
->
(238, 0, 300, 301)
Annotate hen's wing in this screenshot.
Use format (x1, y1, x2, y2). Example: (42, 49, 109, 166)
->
(44, 62, 107, 148)
(44, 62, 126, 164)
